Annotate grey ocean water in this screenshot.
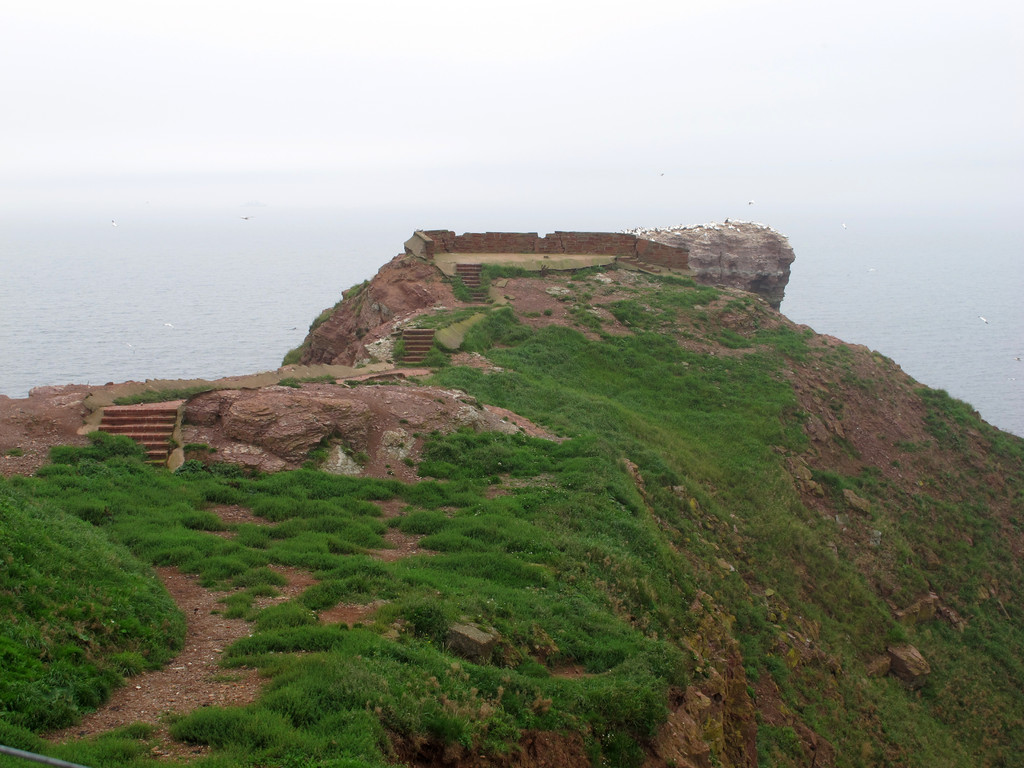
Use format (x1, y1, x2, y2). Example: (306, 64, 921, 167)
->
(778, 214, 1022, 439)
(2, 208, 1021, 437)
(1, 207, 405, 395)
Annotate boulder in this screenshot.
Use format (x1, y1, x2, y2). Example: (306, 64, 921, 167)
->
(887, 644, 931, 688)
(187, 387, 373, 463)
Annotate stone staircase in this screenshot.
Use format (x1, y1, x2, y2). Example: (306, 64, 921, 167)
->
(454, 263, 487, 301)
(401, 329, 436, 364)
(98, 401, 182, 465)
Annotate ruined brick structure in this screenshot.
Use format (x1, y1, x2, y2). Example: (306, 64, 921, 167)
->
(405, 230, 689, 272)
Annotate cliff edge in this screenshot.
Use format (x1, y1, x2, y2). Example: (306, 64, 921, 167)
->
(627, 220, 796, 309)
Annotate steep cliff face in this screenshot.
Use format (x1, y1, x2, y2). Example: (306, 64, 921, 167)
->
(629, 221, 795, 309)
(299, 254, 454, 367)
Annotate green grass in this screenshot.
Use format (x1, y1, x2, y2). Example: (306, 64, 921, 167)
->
(0, 469, 184, 732)
(2, 425, 696, 765)
(3, 274, 1023, 768)
(277, 375, 338, 388)
(113, 385, 211, 405)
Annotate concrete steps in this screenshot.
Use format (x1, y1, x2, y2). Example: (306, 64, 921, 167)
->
(98, 402, 182, 464)
(401, 329, 436, 364)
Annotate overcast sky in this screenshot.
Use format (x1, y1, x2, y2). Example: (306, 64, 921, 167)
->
(3, 0, 1021, 219)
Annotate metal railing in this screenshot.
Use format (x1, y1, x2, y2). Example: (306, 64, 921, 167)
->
(0, 745, 90, 768)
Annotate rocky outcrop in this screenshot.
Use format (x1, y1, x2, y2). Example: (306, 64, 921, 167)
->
(628, 221, 795, 309)
(301, 255, 455, 367)
(182, 383, 531, 476)
(661, 596, 759, 768)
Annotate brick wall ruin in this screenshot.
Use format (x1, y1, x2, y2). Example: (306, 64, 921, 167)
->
(405, 230, 689, 271)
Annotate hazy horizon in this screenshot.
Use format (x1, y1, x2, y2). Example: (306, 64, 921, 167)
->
(3, 1, 1021, 222)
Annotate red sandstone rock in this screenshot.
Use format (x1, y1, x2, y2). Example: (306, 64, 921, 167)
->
(302, 255, 455, 367)
(182, 383, 532, 477)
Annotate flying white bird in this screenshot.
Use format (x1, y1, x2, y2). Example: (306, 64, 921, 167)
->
(842, 222, 847, 229)
(747, 200, 755, 205)
(111, 220, 118, 227)
(240, 216, 254, 220)
(979, 316, 988, 324)
(164, 323, 174, 328)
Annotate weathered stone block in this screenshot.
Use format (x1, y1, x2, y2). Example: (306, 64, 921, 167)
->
(447, 623, 499, 663)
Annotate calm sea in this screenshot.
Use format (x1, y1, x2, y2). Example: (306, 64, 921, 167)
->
(2, 207, 1021, 438)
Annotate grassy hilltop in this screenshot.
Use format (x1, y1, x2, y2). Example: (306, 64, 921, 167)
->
(1, 265, 1023, 767)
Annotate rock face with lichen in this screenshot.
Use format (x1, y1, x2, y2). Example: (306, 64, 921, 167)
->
(628, 221, 796, 308)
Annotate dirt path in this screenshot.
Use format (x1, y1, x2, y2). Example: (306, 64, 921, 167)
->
(46, 567, 261, 756)
(46, 500, 426, 753)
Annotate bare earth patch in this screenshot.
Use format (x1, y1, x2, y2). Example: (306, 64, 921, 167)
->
(371, 527, 432, 562)
(373, 498, 411, 519)
(550, 663, 595, 680)
(208, 504, 270, 526)
(205, 504, 274, 539)
(256, 565, 319, 607)
(0, 385, 91, 478)
(319, 599, 388, 627)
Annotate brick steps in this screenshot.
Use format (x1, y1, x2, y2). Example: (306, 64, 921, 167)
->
(454, 263, 487, 301)
(97, 402, 182, 464)
(401, 329, 436, 364)
(455, 263, 483, 288)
